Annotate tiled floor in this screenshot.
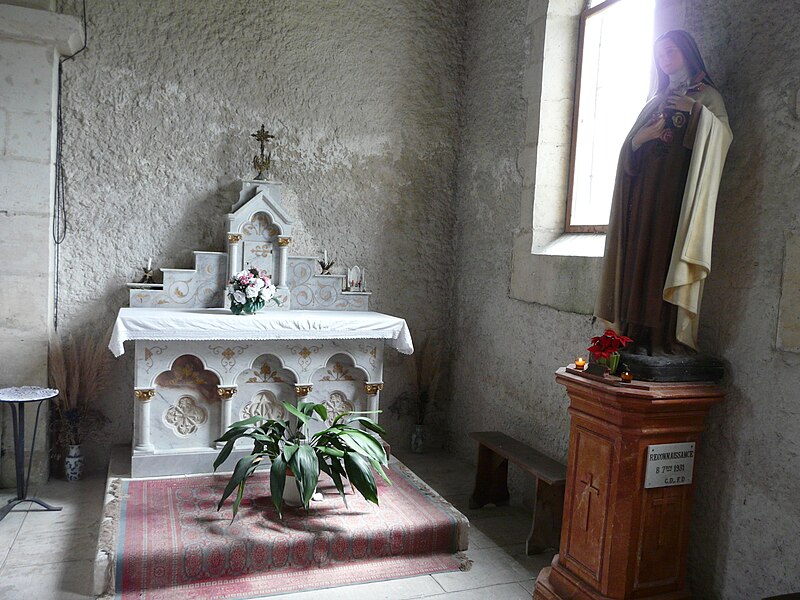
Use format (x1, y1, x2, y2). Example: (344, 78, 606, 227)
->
(0, 451, 553, 599)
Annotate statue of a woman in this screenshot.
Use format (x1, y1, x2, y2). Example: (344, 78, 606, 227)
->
(595, 30, 733, 355)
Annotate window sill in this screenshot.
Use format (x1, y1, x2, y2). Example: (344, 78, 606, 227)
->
(536, 232, 605, 257)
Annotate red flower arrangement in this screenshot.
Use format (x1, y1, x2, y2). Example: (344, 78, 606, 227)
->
(587, 329, 633, 375)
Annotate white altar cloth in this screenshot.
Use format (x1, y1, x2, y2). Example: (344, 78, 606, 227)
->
(109, 308, 414, 357)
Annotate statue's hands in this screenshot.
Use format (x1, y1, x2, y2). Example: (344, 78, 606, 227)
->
(665, 93, 696, 113)
(632, 115, 665, 149)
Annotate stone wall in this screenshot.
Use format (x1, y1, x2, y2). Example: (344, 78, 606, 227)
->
(0, 3, 81, 485)
(55, 0, 464, 466)
(448, 0, 800, 598)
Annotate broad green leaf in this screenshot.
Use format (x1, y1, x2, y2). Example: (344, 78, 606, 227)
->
(217, 454, 258, 513)
(339, 431, 387, 465)
(370, 458, 392, 485)
(214, 426, 248, 443)
(346, 416, 387, 436)
(229, 414, 270, 428)
(344, 452, 378, 505)
(270, 455, 287, 517)
(312, 403, 328, 422)
(319, 458, 348, 508)
(213, 438, 236, 471)
(289, 444, 319, 508)
(283, 443, 299, 463)
(284, 402, 310, 425)
(316, 446, 346, 458)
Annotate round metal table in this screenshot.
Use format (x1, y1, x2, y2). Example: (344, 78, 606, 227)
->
(0, 386, 62, 521)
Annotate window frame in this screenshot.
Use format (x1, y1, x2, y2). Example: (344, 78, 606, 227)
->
(565, 0, 628, 235)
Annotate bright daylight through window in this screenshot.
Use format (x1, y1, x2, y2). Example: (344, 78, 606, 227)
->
(567, 0, 656, 232)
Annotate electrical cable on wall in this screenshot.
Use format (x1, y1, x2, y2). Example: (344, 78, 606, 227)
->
(53, 0, 88, 330)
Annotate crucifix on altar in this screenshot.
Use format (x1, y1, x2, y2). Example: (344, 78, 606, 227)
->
(251, 124, 276, 180)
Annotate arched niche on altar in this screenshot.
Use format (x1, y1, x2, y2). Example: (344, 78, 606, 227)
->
(225, 180, 295, 308)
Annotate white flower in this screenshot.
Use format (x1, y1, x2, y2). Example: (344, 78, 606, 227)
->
(225, 284, 234, 295)
(245, 284, 260, 298)
(232, 290, 246, 304)
(259, 284, 275, 301)
(251, 278, 265, 290)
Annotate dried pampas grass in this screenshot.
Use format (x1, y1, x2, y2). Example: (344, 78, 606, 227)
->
(48, 329, 113, 445)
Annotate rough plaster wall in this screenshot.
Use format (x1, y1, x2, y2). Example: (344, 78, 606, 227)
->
(56, 0, 464, 469)
(681, 1, 800, 597)
(449, 0, 800, 597)
(447, 0, 591, 493)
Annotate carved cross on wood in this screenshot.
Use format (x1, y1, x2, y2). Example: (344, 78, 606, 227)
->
(578, 472, 601, 531)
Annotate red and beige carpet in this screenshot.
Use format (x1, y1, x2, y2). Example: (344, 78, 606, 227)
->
(113, 459, 469, 599)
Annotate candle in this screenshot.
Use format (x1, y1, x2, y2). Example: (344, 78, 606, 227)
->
(362, 268, 366, 290)
(574, 357, 586, 370)
(323, 250, 328, 264)
(146, 257, 152, 271)
(621, 370, 634, 383)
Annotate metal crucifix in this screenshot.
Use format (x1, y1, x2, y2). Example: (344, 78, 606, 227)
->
(251, 124, 275, 180)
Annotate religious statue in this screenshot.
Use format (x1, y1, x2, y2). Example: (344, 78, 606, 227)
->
(595, 30, 733, 360)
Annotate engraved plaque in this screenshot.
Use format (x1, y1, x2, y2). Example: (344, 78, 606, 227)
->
(644, 442, 695, 489)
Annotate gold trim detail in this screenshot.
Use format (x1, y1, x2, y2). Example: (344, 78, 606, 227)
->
(217, 387, 237, 399)
(134, 389, 155, 401)
(295, 384, 313, 397)
(227, 233, 243, 243)
(277, 237, 291, 247)
(364, 383, 384, 395)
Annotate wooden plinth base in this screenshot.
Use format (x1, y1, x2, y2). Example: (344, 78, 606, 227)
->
(533, 368, 723, 600)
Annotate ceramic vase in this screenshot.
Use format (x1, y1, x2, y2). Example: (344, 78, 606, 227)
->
(65, 444, 84, 481)
(411, 424, 425, 454)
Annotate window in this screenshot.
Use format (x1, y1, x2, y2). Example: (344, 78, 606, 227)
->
(566, 0, 656, 232)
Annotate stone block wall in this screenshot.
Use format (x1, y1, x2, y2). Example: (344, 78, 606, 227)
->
(0, 4, 82, 485)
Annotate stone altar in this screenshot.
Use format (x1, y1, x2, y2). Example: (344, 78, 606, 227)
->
(112, 178, 412, 477)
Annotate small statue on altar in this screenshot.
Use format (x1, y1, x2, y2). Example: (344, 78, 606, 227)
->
(251, 124, 275, 180)
(346, 265, 367, 292)
(318, 250, 335, 275)
(138, 257, 155, 284)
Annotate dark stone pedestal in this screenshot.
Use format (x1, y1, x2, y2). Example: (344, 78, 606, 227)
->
(619, 351, 724, 382)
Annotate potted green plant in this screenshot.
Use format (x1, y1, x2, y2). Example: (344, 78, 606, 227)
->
(213, 400, 390, 519)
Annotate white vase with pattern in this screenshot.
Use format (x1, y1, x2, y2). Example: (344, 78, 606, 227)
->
(65, 444, 84, 481)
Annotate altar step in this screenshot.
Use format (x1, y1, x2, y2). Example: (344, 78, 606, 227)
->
(96, 449, 469, 599)
(129, 252, 371, 310)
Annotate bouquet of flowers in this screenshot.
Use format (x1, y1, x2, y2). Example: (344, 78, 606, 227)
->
(226, 268, 279, 315)
(587, 329, 633, 375)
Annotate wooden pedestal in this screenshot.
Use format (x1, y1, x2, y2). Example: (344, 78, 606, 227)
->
(533, 368, 723, 600)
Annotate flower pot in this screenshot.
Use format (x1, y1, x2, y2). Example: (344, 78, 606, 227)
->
(283, 473, 309, 507)
(65, 444, 84, 481)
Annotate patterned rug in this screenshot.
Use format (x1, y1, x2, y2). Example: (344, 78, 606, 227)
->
(115, 459, 469, 599)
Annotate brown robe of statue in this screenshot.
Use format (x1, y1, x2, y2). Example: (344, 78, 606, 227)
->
(596, 84, 720, 353)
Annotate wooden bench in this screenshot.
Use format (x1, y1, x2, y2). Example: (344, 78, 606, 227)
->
(469, 431, 567, 555)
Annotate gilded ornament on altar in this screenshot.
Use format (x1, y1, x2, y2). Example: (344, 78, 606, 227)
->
(217, 387, 237, 399)
(364, 382, 384, 395)
(277, 237, 291, 247)
(227, 233, 243, 243)
(295, 384, 313, 397)
(134, 389, 155, 401)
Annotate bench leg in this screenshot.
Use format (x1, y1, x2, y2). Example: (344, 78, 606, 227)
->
(469, 444, 510, 509)
(526, 479, 565, 555)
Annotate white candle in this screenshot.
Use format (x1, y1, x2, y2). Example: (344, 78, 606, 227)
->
(323, 250, 328, 264)
(146, 257, 152, 271)
(362, 268, 366, 290)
